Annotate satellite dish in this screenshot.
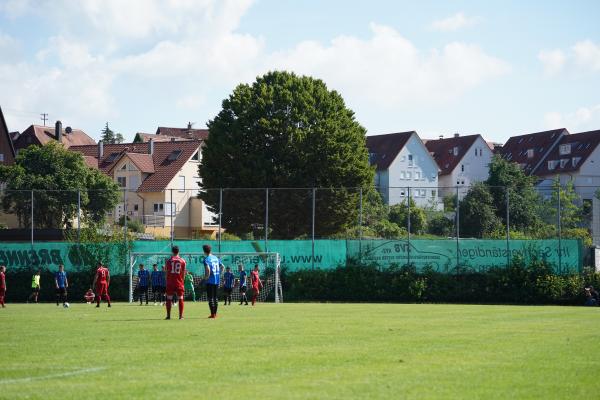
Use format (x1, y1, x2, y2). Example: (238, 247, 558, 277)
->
(65, 126, 73, 134)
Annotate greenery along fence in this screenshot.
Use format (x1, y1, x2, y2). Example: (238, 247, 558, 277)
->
(0, 239, 583, 275)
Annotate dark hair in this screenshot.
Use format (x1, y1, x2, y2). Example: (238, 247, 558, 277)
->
(203, 244, 211, 254)
(172, 246, 179, 255)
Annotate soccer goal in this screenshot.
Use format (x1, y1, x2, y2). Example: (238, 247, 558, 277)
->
(128, 252, 283, 304)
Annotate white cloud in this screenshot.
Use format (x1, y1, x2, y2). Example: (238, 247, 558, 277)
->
(430, 12, 481, 32)
(268, 23, 510, 107)
(537, 49, 566, 76)
(539, 40, 600, 76)
(544, 104, 600, 131)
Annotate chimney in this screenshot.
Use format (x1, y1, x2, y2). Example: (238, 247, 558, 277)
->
(187, 121, 192, 130)
(454, 133, 460, 138)
(148, 138, 154, 155)
(439, 135, 444, 140)
(171, 137, 176, 142)
(98, 140, 104, 159)
(55, 120, 62, 143)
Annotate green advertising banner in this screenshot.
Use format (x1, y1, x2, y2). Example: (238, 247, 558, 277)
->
(0, 239, 582, 274)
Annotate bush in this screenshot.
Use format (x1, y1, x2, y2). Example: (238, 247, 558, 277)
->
(427, 215, 454, 237)
(117, 216, 145, 233)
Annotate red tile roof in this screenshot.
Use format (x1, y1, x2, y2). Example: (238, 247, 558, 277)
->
(135, 132, 191, 143)
(156, 126, 208, 141)
(366, 131, 414, 171)
(534, 130, 600, 176)
(69, 140, 201, 192)
(14, 125, 96, 148)
(0, 106, 16, 163)
(498, 128, 568, 174)
(424, 134, 480, 175)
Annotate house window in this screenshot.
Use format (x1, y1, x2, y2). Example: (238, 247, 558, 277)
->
(548, 160, 557, 170)
(572, 157, 581, 167)
(178, 175, 185, 192)
(0, 153, 3, 162)
(117, 176, 127, 188)
(400, 171, 406, 179)
(406, 171, 412, 179)
(121, 164, 127, 170)
(164, 202, 176, 216)
(559, 159, 569, 168)
(408, 154, 413, 166)
(526, 149, 534, 159)
(400, 190, 405, 197)
(415, 171, 421, 180)
(191, 151, 199, 161)
(559, 144, 571, 155)
(134, 204, 139, 211)
(453, 147, 459, 156)
(153, 203, 164, 214)
(431, 190, 437, 198)
(419, 189, 426, 197)
(400, 155, 406, 162)
(461, 164, 464, 172)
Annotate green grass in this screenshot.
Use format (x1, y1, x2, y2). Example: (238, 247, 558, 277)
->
(1, 302, 599, 399)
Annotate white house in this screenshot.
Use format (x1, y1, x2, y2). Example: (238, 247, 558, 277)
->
(366, 131, 440, 207)
(425, 134, 493, 198)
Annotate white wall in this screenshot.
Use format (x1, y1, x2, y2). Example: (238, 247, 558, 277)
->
(440, 136, 493, 198)
(383, 133, 440, 207)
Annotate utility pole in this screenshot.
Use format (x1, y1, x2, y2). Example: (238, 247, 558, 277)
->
(40, 113, 48, 126)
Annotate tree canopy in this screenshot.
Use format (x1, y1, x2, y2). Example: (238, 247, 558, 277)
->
(199, 71, 374, 238)
(0, 142, 120, 228)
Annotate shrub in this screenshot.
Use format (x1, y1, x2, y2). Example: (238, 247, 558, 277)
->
(427, 215, 454, 237)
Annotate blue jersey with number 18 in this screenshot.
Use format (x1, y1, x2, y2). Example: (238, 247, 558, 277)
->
(204, 255, 221, 285)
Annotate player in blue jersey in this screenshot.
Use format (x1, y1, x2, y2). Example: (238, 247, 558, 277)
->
(203, 244, 223, 318)
(54, 264, 68, 307)
(222, 266, 235, 305)
(151, 264, 166, 306)
(136, 264, 150, 305)
(238, 264, 249, 305)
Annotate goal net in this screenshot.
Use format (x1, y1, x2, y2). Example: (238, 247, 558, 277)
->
(128, 252, 282, 304)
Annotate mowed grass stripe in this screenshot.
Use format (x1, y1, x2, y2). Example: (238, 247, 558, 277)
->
(0, 303, 598, 399)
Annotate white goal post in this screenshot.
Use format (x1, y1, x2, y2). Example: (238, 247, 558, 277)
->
(128, 252, 283, 304)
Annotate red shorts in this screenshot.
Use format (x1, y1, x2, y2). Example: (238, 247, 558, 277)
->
(166, 286, 184, 297)
(96, 283, 108, 296)
(252, 286, 260, 292)
(0, 288, 5, 296)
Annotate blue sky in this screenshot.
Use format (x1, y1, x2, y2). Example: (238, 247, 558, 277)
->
(0, 0, 599, 143)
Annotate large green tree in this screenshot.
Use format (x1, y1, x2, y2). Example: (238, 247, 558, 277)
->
(544, 177, 582, 230)
(0, 142, 120, 228)
(459, 182, 502, 238)
(100, 122, 115, 144)
(388, 198, 427, 234)
(199, 71, 374, 238)
(485, 155, 542, 232)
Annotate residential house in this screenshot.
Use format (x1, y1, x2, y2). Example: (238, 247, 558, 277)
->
(13, 121, 96, 154)
(70, 139, 218, 238)
(0, 106, 16, 166)
(366, 131, 440, 207)
(498, 128, 568, 175)
(425, 134, 493, 198)
(133, 122, 209, 143)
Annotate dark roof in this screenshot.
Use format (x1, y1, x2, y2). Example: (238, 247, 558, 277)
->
(534, 130, 600, 176)
(424, 134, 481, 175)
(366, 131, 414, 171)
(498, 128, 568, 174)
(69, 140, 201, 192)
(135, 132, 193, 143)
(14, 125, 96, 148)
(0, 106, 16, 159)
(156, 126, 208, 141)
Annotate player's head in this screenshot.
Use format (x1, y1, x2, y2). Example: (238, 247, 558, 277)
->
(153, 264, 158, 271)
(0, 265, 5, 272)
(202, 244, 211, 255)
(226, 266, 231, 272)
(172, 245, 179, 256)
(254, 264, 259, 271)
(97, 260, 103, 267)
(139, 264, 144, 270)
(58, 264, 64, 271)
(238, 263, 244, 271)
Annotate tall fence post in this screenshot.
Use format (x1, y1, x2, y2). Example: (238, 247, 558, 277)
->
(123, 189, 128, 245)
(506, 187, 510, 268)
(311, 187, 316, 270)
(30, 190, 34, 246)
(358, 187, 363, 262)
(218, 188, 223, 253)
(455, 186, 460, 272)
(557, 183, 562, 272)
(407, 186, 411, 267)
(169, 189, 174, 245)
(265, 188, 269, 252)
(77, 189, 81, 244)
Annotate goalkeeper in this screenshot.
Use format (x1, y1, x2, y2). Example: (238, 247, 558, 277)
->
(184, 271, 196, 302)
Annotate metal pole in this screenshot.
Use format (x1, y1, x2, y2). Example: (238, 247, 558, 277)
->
(129, 254, 133, 303)
(311, 187, 316, 270)
(407, 187, 411, 267)
(30, 190, 34, 246)
(265, 188, 269, 252)
(557, 183, 562, 273)
(358, 188, 363, 262)
(218, 188, 223, 253)
(455, 186, 460, 272)
(77, 189, 81, 243)
(170, 188, 174, 246)
(506, 187, 510, 268)
(123, 189, 127, 245)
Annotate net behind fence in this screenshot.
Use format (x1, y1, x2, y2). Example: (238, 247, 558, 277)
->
(129, 252, 282, 304)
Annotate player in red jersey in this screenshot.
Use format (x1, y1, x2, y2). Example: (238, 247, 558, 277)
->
(0, 265, 6, 308)
(250, 264, 263, 306)
(92, 261, 111, 308)
(165, 246, 187, 320)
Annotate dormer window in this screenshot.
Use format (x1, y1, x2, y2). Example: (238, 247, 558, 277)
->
(526, 149, 534, 159)
(453, 147, 459, 156)
(572, 157, 581, 167)
(548, 160, 557, 170)
(559, 159, 569, 168)
(559, 144, 571, 155)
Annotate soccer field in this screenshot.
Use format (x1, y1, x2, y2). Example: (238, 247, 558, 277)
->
(1, 302, 599, 399)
